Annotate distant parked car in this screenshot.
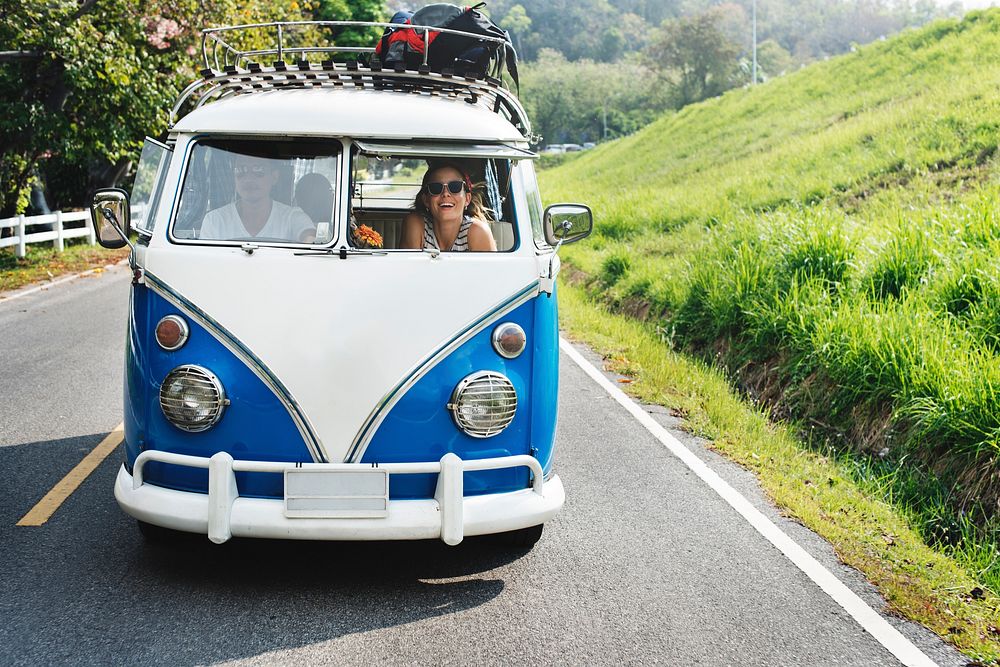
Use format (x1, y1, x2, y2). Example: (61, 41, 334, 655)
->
(542, 144, 566, 154)
(582, 142, 596, 150)
(562, 143, 583, 152)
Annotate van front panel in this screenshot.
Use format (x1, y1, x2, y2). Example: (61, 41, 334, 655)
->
(139, 246, 545, 491)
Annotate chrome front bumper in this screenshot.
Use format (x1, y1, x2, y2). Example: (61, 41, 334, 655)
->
(115, 450, 564, 545)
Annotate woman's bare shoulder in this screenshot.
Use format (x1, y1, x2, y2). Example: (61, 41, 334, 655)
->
(467, 217, 498, 251)
(400, 211, 425, 248)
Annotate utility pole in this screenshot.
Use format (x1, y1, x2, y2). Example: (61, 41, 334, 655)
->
(752, 0, 758, 85)
(602, 98, 608, 140)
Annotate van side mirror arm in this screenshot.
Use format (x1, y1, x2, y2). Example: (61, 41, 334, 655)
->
(100, 207, 133, 251)
(539, 221, 572, 297)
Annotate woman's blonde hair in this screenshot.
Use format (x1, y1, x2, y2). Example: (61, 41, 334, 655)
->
(413, 161, 488, 220)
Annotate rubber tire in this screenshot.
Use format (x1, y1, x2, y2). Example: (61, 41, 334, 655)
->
(498, 523, 544, 548)
(136, 520, 182, 544)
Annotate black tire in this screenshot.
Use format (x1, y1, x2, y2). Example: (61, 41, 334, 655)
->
(498, 523, 544, 548)
(136, 520, 182, 544)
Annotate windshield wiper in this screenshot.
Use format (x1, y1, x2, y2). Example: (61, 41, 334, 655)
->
(295, 246, 388, 259)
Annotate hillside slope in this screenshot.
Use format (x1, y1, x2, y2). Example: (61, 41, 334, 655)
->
(545, 11, 1000, 237)
(542, 8, 1000, 610)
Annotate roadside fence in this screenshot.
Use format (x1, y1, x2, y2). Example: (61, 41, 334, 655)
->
(0, 211, 95, 258)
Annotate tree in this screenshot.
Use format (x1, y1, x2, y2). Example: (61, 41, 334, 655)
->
(644, 9, 742, 107)
(500, 4, 532, 56)
(755, 38, 794, 80)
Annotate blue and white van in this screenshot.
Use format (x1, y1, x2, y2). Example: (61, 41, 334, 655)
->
(91, 21, 591, 548)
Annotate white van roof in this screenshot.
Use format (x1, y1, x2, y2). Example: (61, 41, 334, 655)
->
(173, 85, 526, 143)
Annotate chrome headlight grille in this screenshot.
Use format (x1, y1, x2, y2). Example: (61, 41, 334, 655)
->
(159, 365, 227, 432)
(447, 371, 517, 438)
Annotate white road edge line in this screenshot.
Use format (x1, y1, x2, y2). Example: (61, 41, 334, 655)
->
(559, 337, 938, 667)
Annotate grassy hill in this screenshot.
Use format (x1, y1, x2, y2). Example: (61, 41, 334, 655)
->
(542, 6, 1000, 626)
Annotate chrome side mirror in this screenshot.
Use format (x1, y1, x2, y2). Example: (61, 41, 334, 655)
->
(90, 188, 132, 249)
(543, 203, 593, 246)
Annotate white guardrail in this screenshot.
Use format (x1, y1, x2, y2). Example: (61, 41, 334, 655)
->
(0, 211, 96, 258)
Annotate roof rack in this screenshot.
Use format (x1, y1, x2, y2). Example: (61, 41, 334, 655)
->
(171, 21, 532, 137)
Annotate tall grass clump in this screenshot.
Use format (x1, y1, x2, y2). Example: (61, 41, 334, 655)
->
(542, 7, 1000, 603)
(599, 247, 632, 286)
(672, 217, 777, 346)
(773, 211, 855, 292)
(862, 218, 936, 300)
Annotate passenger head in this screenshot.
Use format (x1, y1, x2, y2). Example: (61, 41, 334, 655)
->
(295, 172, 334, 223)
(414, 161, 487, 221)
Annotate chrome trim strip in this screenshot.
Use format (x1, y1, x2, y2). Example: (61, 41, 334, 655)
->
(346, 281, 540, 463)
(144, 271, 327, 462)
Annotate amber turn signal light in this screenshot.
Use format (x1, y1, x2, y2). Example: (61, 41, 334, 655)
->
(155, 315, 189, 351)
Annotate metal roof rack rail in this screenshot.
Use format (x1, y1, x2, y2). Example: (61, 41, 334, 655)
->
(170, 21, 530, 136)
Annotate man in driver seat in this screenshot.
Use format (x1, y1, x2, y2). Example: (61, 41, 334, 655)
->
(200, 154, 314, 242)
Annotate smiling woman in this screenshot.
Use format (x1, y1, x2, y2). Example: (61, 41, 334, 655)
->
(400, 162, 498, 252)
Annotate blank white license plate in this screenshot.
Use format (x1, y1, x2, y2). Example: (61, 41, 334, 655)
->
(284, 469, 389, 519)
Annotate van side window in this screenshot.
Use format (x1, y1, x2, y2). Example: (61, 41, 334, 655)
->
(130, 138, 171, 235)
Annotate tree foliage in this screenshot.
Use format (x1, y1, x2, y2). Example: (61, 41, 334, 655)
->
(644, 9, 742, 107)
(453, 0, 962, 64)
(312, 0, 386, 51)
(521, 49, 668, 145)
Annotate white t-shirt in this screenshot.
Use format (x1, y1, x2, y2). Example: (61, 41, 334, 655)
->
(199, 201, 313, 242)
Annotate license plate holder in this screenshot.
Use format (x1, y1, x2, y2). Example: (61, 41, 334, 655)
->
(284, 468, 389, 519)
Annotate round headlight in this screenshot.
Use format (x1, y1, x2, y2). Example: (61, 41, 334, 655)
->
(159, 365, 227, 432)
(447, 371, 517, 438)
(155, 315, 189, 351)
(492, 322, 526, 359)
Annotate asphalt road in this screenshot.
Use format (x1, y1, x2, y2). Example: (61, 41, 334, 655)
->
(0, 267, 969, 666)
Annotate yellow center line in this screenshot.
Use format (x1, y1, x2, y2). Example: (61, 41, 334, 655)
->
(17, 422, 125, 527)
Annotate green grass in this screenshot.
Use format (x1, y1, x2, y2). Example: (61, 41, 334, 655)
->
(540, 8, 1000, 659)
(558, 278, 1000, 663)
(0, 242, 129, 293)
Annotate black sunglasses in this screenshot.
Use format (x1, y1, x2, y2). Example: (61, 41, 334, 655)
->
(425, 180, 466, 195)
(234, 165, 270, 177)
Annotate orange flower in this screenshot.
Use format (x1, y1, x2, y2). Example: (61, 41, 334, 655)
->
(353, 224, 383, 249)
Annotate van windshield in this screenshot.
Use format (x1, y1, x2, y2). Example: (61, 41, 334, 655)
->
(172, 139, 341, 245)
